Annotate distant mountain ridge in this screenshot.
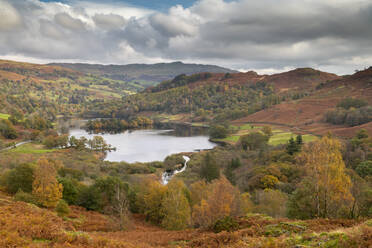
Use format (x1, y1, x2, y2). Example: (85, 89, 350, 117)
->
(49, 61, 237, 86)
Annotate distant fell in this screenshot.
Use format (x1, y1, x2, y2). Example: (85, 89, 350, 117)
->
(49, 61, 237, 87)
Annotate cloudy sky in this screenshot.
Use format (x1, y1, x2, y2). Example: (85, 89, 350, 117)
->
(0, 0, 371, 74)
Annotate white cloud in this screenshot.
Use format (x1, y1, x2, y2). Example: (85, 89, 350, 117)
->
(55, 12, 86, 31)
(0, 0, 22, 31)
(0, 0, 371, 74)
(93, 13, 127, 30)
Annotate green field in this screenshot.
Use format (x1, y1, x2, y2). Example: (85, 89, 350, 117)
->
(8, 143, 56, 154)
(269, 133, 318, 145)
(0, 113, 10, 119)
(217, 124, 318, 146)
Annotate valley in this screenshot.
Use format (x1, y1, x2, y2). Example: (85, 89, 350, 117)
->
(0, 60, 371, 248)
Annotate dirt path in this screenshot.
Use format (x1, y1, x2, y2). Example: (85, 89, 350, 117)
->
(0, 140, 31, 152)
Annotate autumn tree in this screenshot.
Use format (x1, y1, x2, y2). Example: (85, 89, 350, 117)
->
(161, 180, 191, 230)
(189, 180, 208, 207)
(0, 119, 18, 139)
(142, 181, 167, 224)
(254, 189, 288, 218)
(288, 136, 353, 218)
(192, 177, 241, 228)
(32, 158, 63, 208)
(262, 126, 273, 138)
(239, 132, 269, 151)
(111, 181, 130, 230)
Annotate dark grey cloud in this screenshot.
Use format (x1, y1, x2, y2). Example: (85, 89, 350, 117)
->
(0, 0, 371, 74)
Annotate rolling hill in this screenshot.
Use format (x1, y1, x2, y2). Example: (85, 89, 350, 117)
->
(86, 66, 371, 137)
(50, 61, 237, 87)
(234, 67, 372, 137)
(0, 59, 141, 118)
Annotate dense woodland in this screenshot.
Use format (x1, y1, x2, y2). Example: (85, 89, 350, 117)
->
(85, 74, 300, 122)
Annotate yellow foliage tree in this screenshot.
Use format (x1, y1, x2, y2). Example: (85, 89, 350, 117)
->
(32, 158, 63, 208)
(240, 192, 254, 214)
(189, 180, 208, 207)
(142, 181, 167, 224)
(161, 180, 191, 230)
(300, 136, 353, 218)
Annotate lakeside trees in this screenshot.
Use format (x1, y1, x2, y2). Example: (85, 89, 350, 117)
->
(84, 117, 153, 133)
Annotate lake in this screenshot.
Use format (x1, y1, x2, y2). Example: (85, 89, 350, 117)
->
(68, 123, 216, 163)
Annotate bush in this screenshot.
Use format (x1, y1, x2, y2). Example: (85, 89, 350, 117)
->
(56, 199, 70, 217)
(356, 161, 372, 178)
(337, 98, 368, 109)
(212, 216, 239, 233)
(14, 190, 38, 205)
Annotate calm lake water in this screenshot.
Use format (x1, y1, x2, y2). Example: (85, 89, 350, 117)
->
(68, 124, 216, 163)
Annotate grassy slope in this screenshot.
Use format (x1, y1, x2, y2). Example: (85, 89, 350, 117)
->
(9, 143, 56, 154)
(0, 113, 10, 119)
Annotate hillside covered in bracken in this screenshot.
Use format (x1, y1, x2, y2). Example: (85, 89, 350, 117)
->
(1, 190, 372, 248)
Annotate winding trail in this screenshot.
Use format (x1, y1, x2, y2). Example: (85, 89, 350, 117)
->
(161, 155, 190, 185)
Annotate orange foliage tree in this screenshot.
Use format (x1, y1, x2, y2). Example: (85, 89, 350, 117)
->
(192, 177, 241, 228)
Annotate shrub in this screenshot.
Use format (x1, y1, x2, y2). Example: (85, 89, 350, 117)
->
(56, 199, 70, 217)
(356, 161, 372, 178)
(337, 97, 368, 109)
(14, 190, 38, 205)
(212, 216, 239, 233)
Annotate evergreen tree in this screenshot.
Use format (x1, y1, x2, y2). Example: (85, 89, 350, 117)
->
(200, 153, 220, 182)
(296, 134, 303, 145)
(286, 137, 300, 155)
(224, 166, 236, 185)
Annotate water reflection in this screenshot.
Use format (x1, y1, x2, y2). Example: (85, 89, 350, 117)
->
(67, 122, 215, 163)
